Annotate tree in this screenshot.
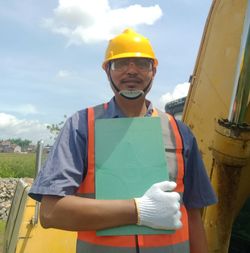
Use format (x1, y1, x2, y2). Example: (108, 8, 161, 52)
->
(8, 138, 32, 150)
(47, 115, 67, 140)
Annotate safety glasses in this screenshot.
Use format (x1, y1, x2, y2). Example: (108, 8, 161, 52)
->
(110, 58, 153, 72)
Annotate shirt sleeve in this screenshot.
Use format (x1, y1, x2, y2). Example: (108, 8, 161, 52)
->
(177, 121, 218, 209)
(29, 109, 88, 202)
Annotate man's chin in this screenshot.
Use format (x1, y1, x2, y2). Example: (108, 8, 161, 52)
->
(119, 90, 144, 99)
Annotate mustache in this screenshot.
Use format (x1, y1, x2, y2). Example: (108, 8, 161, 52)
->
(120, 77, 143, 83)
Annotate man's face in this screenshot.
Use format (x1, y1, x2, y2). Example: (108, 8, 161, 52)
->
(107, 57, 156, 93)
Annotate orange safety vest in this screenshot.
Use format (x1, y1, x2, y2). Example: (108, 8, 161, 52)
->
(76, 103, 189, 253)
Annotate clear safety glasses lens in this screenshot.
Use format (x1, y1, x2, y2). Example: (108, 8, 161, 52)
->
(111, 58, 153, 72)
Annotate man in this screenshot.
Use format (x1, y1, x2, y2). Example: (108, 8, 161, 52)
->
(29, 28, 217, 253)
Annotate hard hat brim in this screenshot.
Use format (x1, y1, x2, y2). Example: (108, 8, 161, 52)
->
(102, 53, 158, 70)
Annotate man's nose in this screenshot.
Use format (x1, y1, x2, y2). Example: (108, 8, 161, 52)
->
(126, 62, 138, 73)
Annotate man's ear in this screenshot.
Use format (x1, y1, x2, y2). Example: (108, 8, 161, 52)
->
(104, 66, 109, 75)
(104, 62, 111, 75)
(105, 64, 112, 82)
(152, 67, 157, 77)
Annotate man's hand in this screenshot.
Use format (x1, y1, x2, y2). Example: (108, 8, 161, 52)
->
(134, 181, 182, 230)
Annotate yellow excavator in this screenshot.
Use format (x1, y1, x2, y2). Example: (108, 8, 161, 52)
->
(3, 0, 250, 252)
(183, 0, 250, 252)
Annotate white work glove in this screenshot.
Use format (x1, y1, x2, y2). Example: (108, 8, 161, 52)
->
(134, 181, 182, 230)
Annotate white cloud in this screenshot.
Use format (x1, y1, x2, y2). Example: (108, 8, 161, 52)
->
(0, 113, 52, 144)
(57, 69, 71, 78)
(158, 82, 190, 110)
(42, 0, 162, 44)
(0, 104, 38, 115)
(17, 104, 38, 115)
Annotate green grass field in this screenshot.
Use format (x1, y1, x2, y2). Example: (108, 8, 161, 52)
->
(0, 153, 36, 178)
(0, 153, 37, 252)
(0, 220, 6, 253)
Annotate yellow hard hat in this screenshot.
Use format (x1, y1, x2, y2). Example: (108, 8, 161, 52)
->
(102, 28, 158, 69)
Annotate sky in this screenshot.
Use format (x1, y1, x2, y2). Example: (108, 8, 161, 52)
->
(0, 0, 212, 144)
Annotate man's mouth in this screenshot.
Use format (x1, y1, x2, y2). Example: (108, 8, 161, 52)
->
(120, 79, 142, 89)
(121, 78, 142, 84)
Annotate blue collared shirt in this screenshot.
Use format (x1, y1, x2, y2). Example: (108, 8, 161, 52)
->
(29, 97, 217, 208)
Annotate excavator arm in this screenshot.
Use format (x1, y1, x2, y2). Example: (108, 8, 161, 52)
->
(182, 0, 250, 252)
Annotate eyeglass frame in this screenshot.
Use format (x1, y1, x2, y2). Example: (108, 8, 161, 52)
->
(110, 57, 154, 72)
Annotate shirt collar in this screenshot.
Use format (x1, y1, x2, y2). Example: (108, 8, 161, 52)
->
(107, 97, 154, 118)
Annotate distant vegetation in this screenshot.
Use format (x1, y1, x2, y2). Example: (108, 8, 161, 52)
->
(0, 153, 36, 178)
(47, 115, 67, 140)
(5, 138, 32, 150)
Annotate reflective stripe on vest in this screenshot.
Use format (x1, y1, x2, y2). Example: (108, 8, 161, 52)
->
(76, 103, 189, 253)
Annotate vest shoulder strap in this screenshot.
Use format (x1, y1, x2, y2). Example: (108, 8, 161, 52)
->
(88, 103, 108, 120)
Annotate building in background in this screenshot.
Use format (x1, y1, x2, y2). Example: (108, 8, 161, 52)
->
(165, 97, 186, 120)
